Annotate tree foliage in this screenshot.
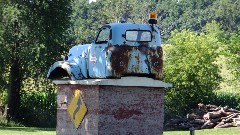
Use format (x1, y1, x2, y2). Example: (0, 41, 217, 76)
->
(163, 25, 222, 114)
(0, 0, 239, 126)
(0, 0, 72, 121)
(69, 0, 157, 44)
(213, 0, 240, 33)
(69, 0, 240, 42)
(227, 33, 240, 80)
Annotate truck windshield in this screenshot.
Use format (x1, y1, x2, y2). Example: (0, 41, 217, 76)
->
(95, 28, 110, 44)
(125, 30, 152, 42)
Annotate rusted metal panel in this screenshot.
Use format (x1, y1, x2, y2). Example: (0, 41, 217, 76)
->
(107, 44, 163, 79)
(47, 61, 84, 80)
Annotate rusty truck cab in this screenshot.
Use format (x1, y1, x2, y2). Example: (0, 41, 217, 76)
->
(88, 23, 163, 79)
(47, 12, 163, 80)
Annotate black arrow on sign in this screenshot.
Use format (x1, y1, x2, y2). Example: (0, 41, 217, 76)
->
(73, 96, 82, 120)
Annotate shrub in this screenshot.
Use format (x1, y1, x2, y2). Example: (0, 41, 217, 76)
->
(19, 90, 57, 127)
(205, 91, 240, 110)
(163, 29, 222, 115)
(18, 78, 57, 127)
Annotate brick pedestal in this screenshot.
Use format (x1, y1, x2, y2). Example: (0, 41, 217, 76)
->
(54, 77, 172, 135)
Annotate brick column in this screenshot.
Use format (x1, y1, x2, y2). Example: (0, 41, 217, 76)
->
(54, 77, 172, 135)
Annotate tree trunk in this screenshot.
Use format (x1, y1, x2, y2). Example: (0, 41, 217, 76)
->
(7, 42, 21, 121)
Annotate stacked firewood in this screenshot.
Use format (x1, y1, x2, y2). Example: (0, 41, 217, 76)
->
(165, 103, 240, 130)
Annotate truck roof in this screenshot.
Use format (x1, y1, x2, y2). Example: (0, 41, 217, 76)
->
(100, 23, 161, 46)
(102, 23, 153, 30)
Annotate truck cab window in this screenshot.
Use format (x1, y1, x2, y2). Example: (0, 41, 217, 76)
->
(95, 28, 110, 44)
(125, 30, 152, 42)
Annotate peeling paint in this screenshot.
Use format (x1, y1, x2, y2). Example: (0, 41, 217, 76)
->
(48, 23, 163, 80)
(108, 44, 163, 79)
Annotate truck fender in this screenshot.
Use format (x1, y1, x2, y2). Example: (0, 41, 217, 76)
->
(47, 61, 84, 80)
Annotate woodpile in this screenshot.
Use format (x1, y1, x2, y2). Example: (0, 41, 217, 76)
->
(165, 103, 240, 130)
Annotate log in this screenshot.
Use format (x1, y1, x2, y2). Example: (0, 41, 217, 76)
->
(198, 103, 206, 110)
(206, 104, 218, 110)
(222, 113, 239, 123)
(232, 118, 240, 127)
(220, 111, 233, 117)
(214, 121, 225, 128)
(203, 111, 223, 120)
(209, 107, 221, 111)
(166, 103, 240, 130)
(223, 106, 229, 111)
(228, 108, 240, 113)
(201, 120, 214, 129)
(194, 109, 205, 118)
(221, 113, 236, 120)
(210, 118, 222, 124)
(215, 123, 233, 128)
(187, 113, 197, 120)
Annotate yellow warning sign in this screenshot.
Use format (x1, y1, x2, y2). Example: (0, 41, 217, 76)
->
(67, 89, 87, 128)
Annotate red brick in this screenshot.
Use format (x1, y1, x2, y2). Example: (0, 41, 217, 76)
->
(55, 79, 167, 135)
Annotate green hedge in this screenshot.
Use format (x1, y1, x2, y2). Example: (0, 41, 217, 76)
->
(205, 91, 240, 110)
(19, 90, 57, 127)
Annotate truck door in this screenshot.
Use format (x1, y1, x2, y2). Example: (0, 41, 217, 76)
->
(88, 27, 110, 78)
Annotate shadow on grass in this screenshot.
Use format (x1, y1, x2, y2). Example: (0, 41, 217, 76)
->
(0, 126, 55, 132)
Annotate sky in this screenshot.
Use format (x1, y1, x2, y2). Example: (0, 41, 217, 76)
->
(89, 0, 97, 3)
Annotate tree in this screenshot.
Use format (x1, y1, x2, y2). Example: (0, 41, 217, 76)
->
(70, 0, 157, 44)
(1, 1, 26, 120)
(227, 33, 240, 81)
(156, 0, 216, 40)
(163, 26, 222, 114)
(130, 0, 156, 24)
(70, 0, 109, 44)
(212, 0, 240, 33)
(0, 0, 72, 120)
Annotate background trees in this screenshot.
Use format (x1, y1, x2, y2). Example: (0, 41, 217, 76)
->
(0, 0, 239, 127)
(213, 0, 240, 33)
(0, 0, 72, 125)
(228, 34, 240, 79)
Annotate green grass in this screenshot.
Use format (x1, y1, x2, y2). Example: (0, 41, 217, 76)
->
(0, 126, 239, 135)
(164, 127, 240, 135)
(0, 126, 55, 135)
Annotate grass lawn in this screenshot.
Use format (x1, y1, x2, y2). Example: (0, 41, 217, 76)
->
(0, 126, 55, 135)
(164, 127, 240, 135)
(0, 126, 239, 135)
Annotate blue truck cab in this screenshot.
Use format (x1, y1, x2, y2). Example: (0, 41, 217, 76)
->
(47, 12, 163, 80)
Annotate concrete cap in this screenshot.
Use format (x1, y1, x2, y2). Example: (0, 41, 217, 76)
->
(53, 77, 172, 88)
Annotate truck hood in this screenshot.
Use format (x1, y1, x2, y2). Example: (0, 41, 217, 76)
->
(68, 44, 91, 60)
